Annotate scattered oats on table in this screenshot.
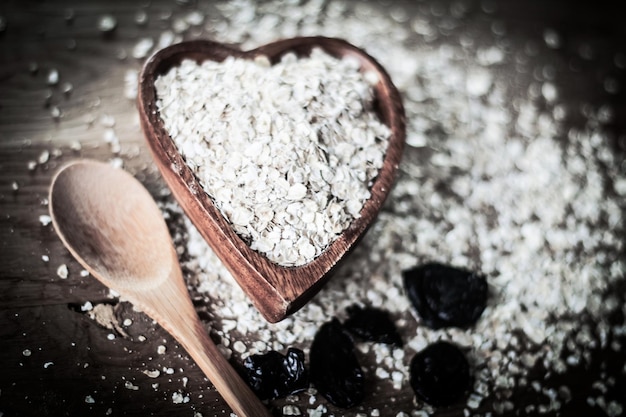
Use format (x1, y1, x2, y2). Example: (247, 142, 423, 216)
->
(158, 0, 626, 414)
(27, 0, 622, 415)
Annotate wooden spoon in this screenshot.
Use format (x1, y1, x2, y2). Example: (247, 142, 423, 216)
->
(138, 36, 406, 323)
(48, 160, 272, 417)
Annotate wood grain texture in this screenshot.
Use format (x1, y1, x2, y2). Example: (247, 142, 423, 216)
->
(138, 37, 406, 323)
(1, 1, 625, 417)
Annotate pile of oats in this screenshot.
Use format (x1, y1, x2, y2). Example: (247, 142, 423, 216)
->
(155, 49, 390, 267)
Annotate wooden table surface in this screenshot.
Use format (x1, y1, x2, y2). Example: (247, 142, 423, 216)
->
(1, 1, 625, 416)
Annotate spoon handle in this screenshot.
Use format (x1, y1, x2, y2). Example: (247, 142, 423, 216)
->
(131, 280, 272, 417)
(168, 307, 271, 417)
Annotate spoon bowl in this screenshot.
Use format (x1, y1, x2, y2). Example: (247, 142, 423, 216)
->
(49, 160, 272, 417)
(138, 37, 406, 322)
(49, 161, 174, 289)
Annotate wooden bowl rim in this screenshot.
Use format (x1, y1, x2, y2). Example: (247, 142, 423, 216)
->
(138, 36, 406, 322)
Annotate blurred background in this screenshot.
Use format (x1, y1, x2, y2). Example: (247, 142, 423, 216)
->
(1, 1, 625, 416)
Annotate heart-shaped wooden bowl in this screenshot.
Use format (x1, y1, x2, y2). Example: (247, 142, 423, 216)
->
(138, 37, 405, 323)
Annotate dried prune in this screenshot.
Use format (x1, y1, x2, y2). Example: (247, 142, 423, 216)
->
(409, 341, 470, 407)
(403, 262, 487, 329)
(239, 347, 308, 400)
(310, 318, 364, 408)
(344, 304, 403, 346)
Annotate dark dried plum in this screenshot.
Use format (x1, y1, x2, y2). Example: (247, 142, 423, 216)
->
(409, 341, 470, 407)
(310, 318, 364, 408)
(403, 262, 487, 329)
(239, 347, 308, 400)
(344, 304, 403, 347)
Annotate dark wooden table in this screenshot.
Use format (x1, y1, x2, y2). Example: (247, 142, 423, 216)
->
(1, 1, 625, 416)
